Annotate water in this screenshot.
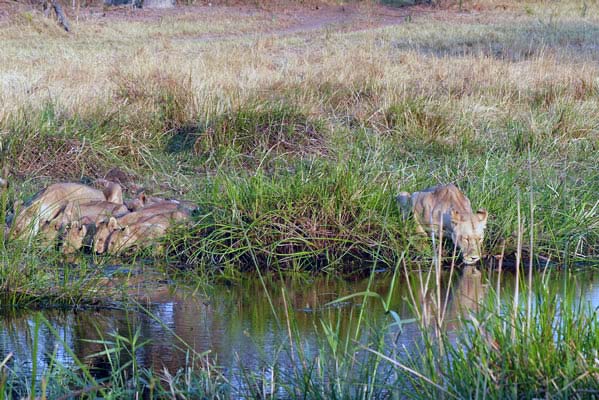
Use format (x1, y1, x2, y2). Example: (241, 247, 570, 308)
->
(1, 265, 599, 392)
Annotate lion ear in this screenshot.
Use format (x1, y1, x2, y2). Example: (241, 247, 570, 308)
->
(450, 209, 462, 225)
(79, 224, 87, 235)
(138, 192, 147, 205)
(62, 202, 74, 221)
(476, 209, 488, 225)
(107, 217, 119, 231)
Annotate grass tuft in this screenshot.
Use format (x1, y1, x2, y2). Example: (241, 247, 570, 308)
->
(196, 101, 327, 164)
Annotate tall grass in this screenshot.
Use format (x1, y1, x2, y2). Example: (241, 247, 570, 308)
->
(3, 249, 598, 398)
(0, 6, 597, 396)
(0, 1, 597, 398)
(0, 311, 230, 399)
(387, 269, 599, 398)
(1, 14, 598, 273)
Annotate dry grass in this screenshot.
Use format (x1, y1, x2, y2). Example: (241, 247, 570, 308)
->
(1, 2, 599, 121)
(0, 1, 597, 265)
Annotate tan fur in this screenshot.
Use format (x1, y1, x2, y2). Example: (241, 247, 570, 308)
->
(38, 216, 64, 247)
(105, 211, 188, 255)
(93, 204, 187, 254)
(398, 184, 488, 264)
(94, 179, 124, 204)
(10, 182, 123, 240)
(124, 192, 163, 211)
(62, 200, 129, 226)
(124, 192, 188, 212)
(62, 221, 88, 254)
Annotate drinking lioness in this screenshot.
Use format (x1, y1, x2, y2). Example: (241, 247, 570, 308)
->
(397, 184, 488, 264)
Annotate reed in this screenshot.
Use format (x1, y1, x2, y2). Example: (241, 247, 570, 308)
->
(0, 1, 597, 396)
(0, 0, 596, 300)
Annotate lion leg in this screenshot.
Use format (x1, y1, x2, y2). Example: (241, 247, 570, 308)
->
(414, 220, 427, 235)
(396, 192, 412, 221)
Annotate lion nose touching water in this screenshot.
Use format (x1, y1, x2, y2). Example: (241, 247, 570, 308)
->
(397, 184, 488, 265)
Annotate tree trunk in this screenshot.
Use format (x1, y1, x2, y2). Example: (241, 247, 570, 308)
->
(43, 0, 71, 32)
(50, 0, 70, 31)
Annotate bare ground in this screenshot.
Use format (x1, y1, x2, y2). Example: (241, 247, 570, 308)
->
(0, 0, 429, 37)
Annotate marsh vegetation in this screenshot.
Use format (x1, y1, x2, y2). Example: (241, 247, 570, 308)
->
(0, 0, 598, 398)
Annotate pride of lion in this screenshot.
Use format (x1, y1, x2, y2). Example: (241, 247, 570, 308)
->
(397, 184, 488, 265)
(2, 179, 486, 263)
(3, 180, 192, 255)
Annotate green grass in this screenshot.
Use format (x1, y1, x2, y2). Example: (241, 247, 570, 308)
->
(0, 2, 597, 396)
(0, 81, 596, 287)
(3, 263, 599, 398)
(392, 270, 599, 398)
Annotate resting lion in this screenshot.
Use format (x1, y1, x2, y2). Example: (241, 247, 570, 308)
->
(60, 201, 130, 254)
(105, 210, 188, 255)
(10, 182, 123, 240)
(93, 203, 187, 254)
(62, 221, 88, 254)
(397, 184, 488, 264)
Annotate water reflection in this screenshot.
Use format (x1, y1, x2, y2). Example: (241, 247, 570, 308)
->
(1, 266, 599, 387)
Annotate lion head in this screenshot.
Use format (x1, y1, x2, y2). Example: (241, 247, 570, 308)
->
(450, 208, 488, 264)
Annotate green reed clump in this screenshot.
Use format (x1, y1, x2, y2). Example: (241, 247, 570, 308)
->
(0, 103, 126, 180)
(112, 68, 195, 131)
(0, 313, 231, 399)
(384, 97, 465, 149)
(235, 309, 397, 399)
(172, 159, 405, 272)
(0, 250, 107, 309)
(388, 270, 599, 399)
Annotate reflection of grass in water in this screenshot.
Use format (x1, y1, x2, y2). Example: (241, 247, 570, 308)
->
(0, 1, 598, 395)
(398, 272, 599, 398)
(3, 261, 599, 397)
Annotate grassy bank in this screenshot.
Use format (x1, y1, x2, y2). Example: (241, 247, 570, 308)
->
(0, 1, 597, 285)
(0, 1, 598, 397)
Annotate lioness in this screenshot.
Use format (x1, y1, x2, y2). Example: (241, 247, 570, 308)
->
(397, 184, 488, 264)
(125, 192, 197, 214)
(10, 182, 123, 239)
(93, 204, 188, 254)
(62, 221, 88, 254)
(94, 179, 123, 204)
(125, 192, 169, 211)
(38, 216, 64, 247)
(105, 211, 188, 255)
(62, 200, 129, 226)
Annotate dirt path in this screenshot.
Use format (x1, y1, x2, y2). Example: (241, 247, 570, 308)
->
(195, 3, 426, 41)
(0, 1, 426, 38)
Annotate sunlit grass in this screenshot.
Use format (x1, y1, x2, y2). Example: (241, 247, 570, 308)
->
(0, 0, 597, 398)
(0, 8, 596, 393)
